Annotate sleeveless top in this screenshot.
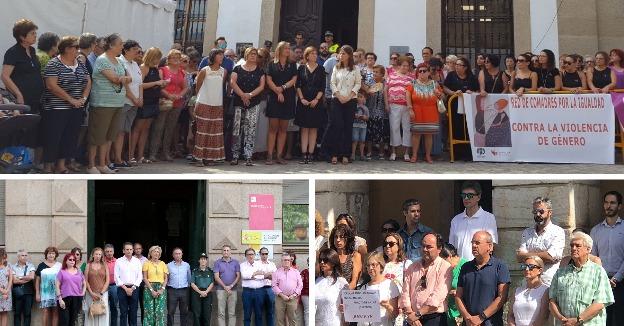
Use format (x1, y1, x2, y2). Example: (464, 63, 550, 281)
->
(537, 68, 559, 88)
(592, 67, 612, 89)
(143, 67, 162, 105)
(513, 76, 533, 91)
(614, 68, 624, 89)
(196, 66, 224, 106)
(340, 253, 354, 285)
(562, 71, 583, 88)
(484, 71, 505, 93)
(87, 263, 107, 293)
(512, 284, 549, 326)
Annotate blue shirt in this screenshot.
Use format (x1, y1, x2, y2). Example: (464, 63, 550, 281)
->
(166, 261, 191, 289)
(398, 223, 433, 262)
(457, 256, 511, 326)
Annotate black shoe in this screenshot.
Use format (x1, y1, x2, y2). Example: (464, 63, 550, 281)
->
(299, 153, 308, 164)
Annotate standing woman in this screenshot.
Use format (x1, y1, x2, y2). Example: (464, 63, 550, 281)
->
(385, 56, 413, 162)
(507, 256, 549, 326)
(151, 49, 188, 161)
(0, 249, 12, 326)
(386, 52, 400, 77)
(510, 54, 538, 96)
(40, 36, 91, 174)
(381, 233, 412, 293)
(193, 48, 227, 166)
(87, 33, 129, 174)
(230, 47, 266, 165)
(55, 254, 86, 326)
(327, 45, 362, 164)
(609, 49, 624, 89)
(440, 243, 467, 326)
(503, 55, 516, 83)
(84, 248, 109, 326)
(36, 32, 60, 73)
(474, 54, 486, 76)
(35, 247, 61, 326)
(406, 63, 443, 164)
(265, 41, 297, 164)
(315, 249, 348, 325)
(588, 51, 616, 93)
(536, 49, 562, 93)
(560, 55, 588, 93)
(295, 46, 326, 164)
(131, 47, 166, 164)
(479, 54, 508, 96)
(329, 224, 362, 290)
(142, 246, 168, 326)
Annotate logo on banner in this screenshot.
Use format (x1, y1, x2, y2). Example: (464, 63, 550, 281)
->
(476, 148, 486, 157)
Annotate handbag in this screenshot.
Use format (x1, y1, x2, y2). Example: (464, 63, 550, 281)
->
(11, 265, 29, 299)
(437, 99, 447, 114)
(159, 98, 173, 112)
(89, 298, 107, 318)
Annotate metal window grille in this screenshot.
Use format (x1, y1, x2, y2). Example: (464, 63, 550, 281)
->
(174, 0, 207, 55)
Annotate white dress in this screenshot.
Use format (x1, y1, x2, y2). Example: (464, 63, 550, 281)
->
(512, 283, 548, 326)
(315, 276, 348, 326)
(357, 279, 400, 326)
(382, 260, 412, 294)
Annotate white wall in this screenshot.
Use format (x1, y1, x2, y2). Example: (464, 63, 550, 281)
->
(373, 0, 427, 67)
(216, 0, 262, 50)
(530, 0, 560, 60)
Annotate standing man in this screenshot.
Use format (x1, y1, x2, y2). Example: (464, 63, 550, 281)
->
(402, 233, 452, 325)
(214, 245, 240, 326)
(258, 247, 277, 326)
(398, 199, 434, 262)
(422, 47, 433, 65)
(104, 244, 118, 326)
(550, 232, 614, 326)
(240, 248, 263, 326)
(190, 253, 215, 326)
(590, 191, 624, 326)
(114, 242, 143, 326)
(272, 253, 303, 326)
(11, 250, 35, 326)
(455, 231, 510, 326)
(516, 197, 565, 286)
(133, 243, 147, 323)
(323, 31, 339, 54)
(166, 247, 191, 326)
(449, 181, 498, 260)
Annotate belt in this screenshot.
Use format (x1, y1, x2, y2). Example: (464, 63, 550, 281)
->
(243, 287, 262, 291)
(167, 286, 188, 290)
(262, 285, 272, 289)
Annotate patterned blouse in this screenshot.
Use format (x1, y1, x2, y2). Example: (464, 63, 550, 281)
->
(386, 71, 413, 105)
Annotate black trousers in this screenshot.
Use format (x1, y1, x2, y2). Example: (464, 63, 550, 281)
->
(324, 98, 355, 158)
(167, 287, 189, 326)
(607, 280, 624, 326)
(13, 293, 33, 326)
(191, 290, 213, 326)
(59, 296, 83, 326)
(40, 109, 83, 163)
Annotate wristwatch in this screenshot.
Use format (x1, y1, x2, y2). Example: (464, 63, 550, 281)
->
(414, 311, 422, 320)
(479, 312, 488, 321)
(577, 316, 584, 325)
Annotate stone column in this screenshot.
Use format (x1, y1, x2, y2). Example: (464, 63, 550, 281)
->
(596, 0, 624, 52)
(557, 0, 598, 57)
(202, 0, 220, 54)
(513, 0, 531, 55)
(259, 0, 279, 46)
(426, 0, 442, 53)
(315, 180, 370, 241)
(358, 0, 375, 52)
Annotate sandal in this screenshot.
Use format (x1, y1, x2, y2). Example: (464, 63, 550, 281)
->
(331, 157, 338, 165)
(410, 156, 418, 163)
(299, 153, 308, 164)
(265, 159, 274, 165)
(425, 156, 433, 164)
(276, 158, 287, 165)
(129, 157, 138, 164)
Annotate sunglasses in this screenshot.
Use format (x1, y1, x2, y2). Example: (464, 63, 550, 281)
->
(260, 253, 269, 256)
(520, 263, 541, 271)
(460, 193, 478, 200)
(319, 259, 328, 264)
(382, 227, 396, 233)
(383, 241, 397, 248)
(418, 69, 429, 73)
(532, 209, 548, 215)
(420, 275, 427, 289)
(67, 259, 76, 262)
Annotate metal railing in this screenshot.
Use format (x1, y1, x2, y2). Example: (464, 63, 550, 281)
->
(446, 90, 624, 163)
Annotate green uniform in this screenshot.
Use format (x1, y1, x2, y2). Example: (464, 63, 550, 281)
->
(191, 267, 215, 326)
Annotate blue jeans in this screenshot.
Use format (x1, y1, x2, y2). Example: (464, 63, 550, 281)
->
(108, 285, 119, 326)
(242, 288, 262, 326)
(117, 286, 139, 326)
(260, 286, 275, 326)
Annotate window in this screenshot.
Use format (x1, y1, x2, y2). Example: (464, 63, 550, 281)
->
(174, 0, 207, 54)
(282, 180, 309, 245)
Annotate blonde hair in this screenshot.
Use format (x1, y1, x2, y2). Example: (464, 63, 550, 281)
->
(366, 251, 386, 271)
(274, 41, 290, 63)
(303, 46, 317, 63)
(166, 49, 182, 65)
(148, 246, 162, 260)
(525, 255, 545, 269)
(244, 47, 258, 61)
(143, 47, 163, 67)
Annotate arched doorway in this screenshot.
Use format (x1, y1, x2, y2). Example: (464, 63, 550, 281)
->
(441, 0, 514, 64)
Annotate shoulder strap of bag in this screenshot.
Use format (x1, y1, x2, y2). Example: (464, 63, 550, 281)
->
(491, 72, 500, 93)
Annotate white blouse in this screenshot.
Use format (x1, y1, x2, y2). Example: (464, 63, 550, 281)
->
(315, 276, 348, 325)
(196, 66, 224, 106)
(331, 66, 362, 99)
(512, 283, 548, 326)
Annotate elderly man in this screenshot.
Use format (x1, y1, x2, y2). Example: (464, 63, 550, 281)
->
(549, 232, 614, 326)
(455, 231, 510, 326)
(272, 253, 303, 326)
(401, 233, 452, 325)
(516, 196, 565, 286)
(167, 248, 191, 326)
(11, 249, 36, 326)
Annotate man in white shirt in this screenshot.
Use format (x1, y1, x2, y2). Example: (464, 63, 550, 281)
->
(516, 196, 565, 286)
(240, 248, 264, 326)
(449, 181, 498, 260)
(115, 242, 143, 326)
(257, 247, 277, 326)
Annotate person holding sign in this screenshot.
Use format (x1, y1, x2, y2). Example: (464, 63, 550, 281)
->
(401, 233, 451, 326)
(315, 249, 348, 325)
(358, 252, 399, 326)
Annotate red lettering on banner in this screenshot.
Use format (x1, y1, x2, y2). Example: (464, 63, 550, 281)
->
(512, 123, 544, 132)
(558, 123, 608, 133)
(550, 136, 586, 146)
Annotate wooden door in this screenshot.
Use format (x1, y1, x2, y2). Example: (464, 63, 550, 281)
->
(279, 0, 324, 47)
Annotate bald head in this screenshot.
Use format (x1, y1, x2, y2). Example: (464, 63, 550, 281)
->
(471, 231, 493, 261)
(473, 231, 493, 244)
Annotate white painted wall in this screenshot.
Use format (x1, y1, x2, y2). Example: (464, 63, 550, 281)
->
(530, 0, 559, 61)
(373, 0, 427, 67)
(216, 0, 262, 50)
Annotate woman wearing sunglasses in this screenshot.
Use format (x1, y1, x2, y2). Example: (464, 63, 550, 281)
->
(560, 55, 588, 93)
(510, 54, 538, 96)
(358, 252, 400, 326)
(55, 253, 86, 326)
(507, 256, 549, 326)
(315, 248, 348, 326)
(381, 232, 411, 293)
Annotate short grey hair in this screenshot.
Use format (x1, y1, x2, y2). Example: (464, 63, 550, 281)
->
(570, 231, 593, 251)
(79, 33, 97, 49)
(533, 196, 552, 210)
(104, 244, 114, 250)
(446, 55, 458, 63)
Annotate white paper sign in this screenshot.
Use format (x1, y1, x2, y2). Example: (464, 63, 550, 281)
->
(341, 290, 380, 323)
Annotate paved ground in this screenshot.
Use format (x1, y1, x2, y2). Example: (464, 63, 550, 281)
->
(113, 155, 624, 175)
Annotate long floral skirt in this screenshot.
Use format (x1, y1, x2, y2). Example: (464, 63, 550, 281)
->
(143, 282, 167, 326)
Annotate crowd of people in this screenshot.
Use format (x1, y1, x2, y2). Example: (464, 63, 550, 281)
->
(0, 242, 309, 326)
(3, 19, 624, 173)
(314, 181, 623, 326)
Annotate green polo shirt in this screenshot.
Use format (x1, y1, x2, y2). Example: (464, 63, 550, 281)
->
(191, 267, 214, 289)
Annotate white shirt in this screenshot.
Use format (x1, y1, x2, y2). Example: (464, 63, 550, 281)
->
(118, 56, 142, 106)
(330, 66, 362, 99)
(315, 276, 348, 325)
(240, 260, 264, 289)
(449, 207, 498, 260)
(196, 66, 224, 106)
(358, 279, 400, 326)
(257, 259, 277, 287)
(518, 221, 565, 286)
(114, 255, 143, 287)
(512, 283, 549, 326)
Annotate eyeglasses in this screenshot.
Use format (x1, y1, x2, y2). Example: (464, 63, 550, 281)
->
(532, 209, 548, 215)
(260, 253, 269, 256)
(418, 69, 429, 73)
(419, 275, 427, 289)
(245, 253, 254, 256)
(520, 263, 541, 271)
(367, 262, 379, 268)
(383, 241, 397, 248)
(460, 193, 478, 200)
(70, 44, 79, 49)
(382, 227, 396, 233)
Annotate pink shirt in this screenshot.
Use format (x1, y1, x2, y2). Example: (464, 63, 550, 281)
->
(401, 256, 452, 314)
(105, 257, 116, 285)
(386, 71, 413, 105)
(271, 267, 303, 296)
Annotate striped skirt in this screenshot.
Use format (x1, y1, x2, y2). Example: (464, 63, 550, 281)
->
(193, 103, 225, 161)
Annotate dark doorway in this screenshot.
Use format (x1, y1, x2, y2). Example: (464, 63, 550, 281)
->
(321, 0, 359, 48)
(90, 180, 206, 266)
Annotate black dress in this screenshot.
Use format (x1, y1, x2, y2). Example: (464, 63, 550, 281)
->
(513, 76, 533, 91)
(537, 68, 560, 88)
(484, 71, 505, 93)
(444, 71, 479, 160)
(2, 44, 44, 113)
(592, 67, 612, 89)
(294, 64, 327, 128)
(266, 61, 297, 119)
(562, 71, 583, 88)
